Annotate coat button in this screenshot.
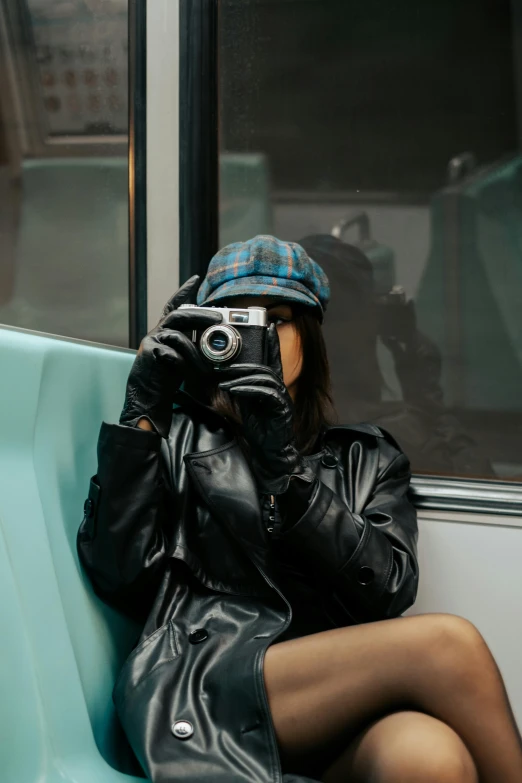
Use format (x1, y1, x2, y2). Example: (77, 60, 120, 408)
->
(357, 566, 375, 585)
(189, 628, 208, 644)
(83, 498, 94, 517)
(171, 720, 193, 739)
(321, 453, 338, 469)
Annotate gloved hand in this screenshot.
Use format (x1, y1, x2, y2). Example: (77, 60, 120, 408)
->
(381, 330, 444, 411)
(120, 276, 222, 438)
(218, 324, 314, 494)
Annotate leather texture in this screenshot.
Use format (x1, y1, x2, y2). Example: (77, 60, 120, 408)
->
(218, 324, 315, 494)
(77, 396, 418, 783)
(120, 276, 222, 438)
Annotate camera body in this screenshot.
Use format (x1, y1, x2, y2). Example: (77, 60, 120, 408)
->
(179, 304, 267, 367)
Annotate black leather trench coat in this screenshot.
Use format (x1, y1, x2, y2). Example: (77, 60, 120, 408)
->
(77, 393, 419, 783)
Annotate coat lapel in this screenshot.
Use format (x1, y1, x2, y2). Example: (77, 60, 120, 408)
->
(184, 440, 270, 567)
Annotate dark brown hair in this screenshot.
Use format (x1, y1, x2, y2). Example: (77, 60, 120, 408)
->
(209, 308, 336, 455)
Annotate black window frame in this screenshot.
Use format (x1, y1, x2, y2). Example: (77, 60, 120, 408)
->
(179, 0, 219, 284)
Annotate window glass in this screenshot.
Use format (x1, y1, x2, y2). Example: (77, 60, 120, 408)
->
(219, 0, 522, 481)
(0, 0, 129, 346)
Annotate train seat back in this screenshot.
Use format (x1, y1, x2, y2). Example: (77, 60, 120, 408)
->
(416, 155, 522, 411)
(0, 325, 142, 782)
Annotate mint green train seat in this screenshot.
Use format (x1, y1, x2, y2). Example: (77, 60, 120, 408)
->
(416, 155, 522, 411)
(0, 158, 129, 347)
(0, 325, 143, 782)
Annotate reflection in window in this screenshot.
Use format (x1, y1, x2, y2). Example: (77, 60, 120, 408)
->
(219, 0, 522, 481)
(0, 0, 129, 346)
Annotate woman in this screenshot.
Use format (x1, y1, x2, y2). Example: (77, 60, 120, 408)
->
(78, 236, 522, 783)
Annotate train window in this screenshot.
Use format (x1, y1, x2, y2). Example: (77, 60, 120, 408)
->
(0, 0, 129, 347)
(218, 0, 522, 483)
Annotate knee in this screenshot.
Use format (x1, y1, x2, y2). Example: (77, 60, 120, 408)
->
(382, 734, 477, 783)
(370, 712, 478, 783)
(419, 613, 492, 683)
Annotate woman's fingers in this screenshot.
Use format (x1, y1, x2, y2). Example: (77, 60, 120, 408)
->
(150, 343, 184, 367)
(216, 362, 282, 385)
(266, 323, 284, 379)
(161, 308, 222, 331)
(224, 384, 284, 408)
(222, 386, 285, 415)
(161, 275, 201, 316)
(155, 331, 209, 373)
(218, 373, 281, 392)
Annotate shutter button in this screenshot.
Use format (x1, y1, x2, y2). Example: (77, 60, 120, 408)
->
(321, 453, 338, 469)
(171, 720, 194, 739)
(189, 628, 208, 644)
(83, 498, 94, 517)
(357, 566, 375, 585)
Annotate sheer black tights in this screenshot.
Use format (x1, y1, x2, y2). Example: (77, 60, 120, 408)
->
(263, 613, 522, 782)
(322, 710, 478, 783)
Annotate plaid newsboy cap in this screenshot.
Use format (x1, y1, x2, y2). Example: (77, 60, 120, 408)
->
(197, 235, 330, 320)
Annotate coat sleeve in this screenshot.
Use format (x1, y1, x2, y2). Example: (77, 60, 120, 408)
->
(278, 437, 419, 623)
(77, 421, 173, 619)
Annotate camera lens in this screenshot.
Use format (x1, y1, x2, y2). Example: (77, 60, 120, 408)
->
(208, 330, 229, 352)
(200, 324, 242, 363)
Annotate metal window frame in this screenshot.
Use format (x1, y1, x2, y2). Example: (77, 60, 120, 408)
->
(145, 0, 181, 332)
(179, 0, 219, 283)
(411, 475, 522, 516)
(128, 0, 148, 347)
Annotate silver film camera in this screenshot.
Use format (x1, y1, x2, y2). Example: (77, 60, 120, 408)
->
(179, 305, 267, 366)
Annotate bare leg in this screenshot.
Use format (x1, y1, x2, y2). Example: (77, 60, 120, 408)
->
(264, 613, 522, 782)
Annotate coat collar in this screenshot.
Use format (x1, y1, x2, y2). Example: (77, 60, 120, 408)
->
(177, 393, 384, 567)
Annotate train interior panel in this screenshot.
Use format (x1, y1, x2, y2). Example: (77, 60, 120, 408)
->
(1, 0, 522, 779)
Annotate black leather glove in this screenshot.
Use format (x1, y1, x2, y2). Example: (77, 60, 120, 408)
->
(120, 276, 222, 438)
(218, 324, 315, 494)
